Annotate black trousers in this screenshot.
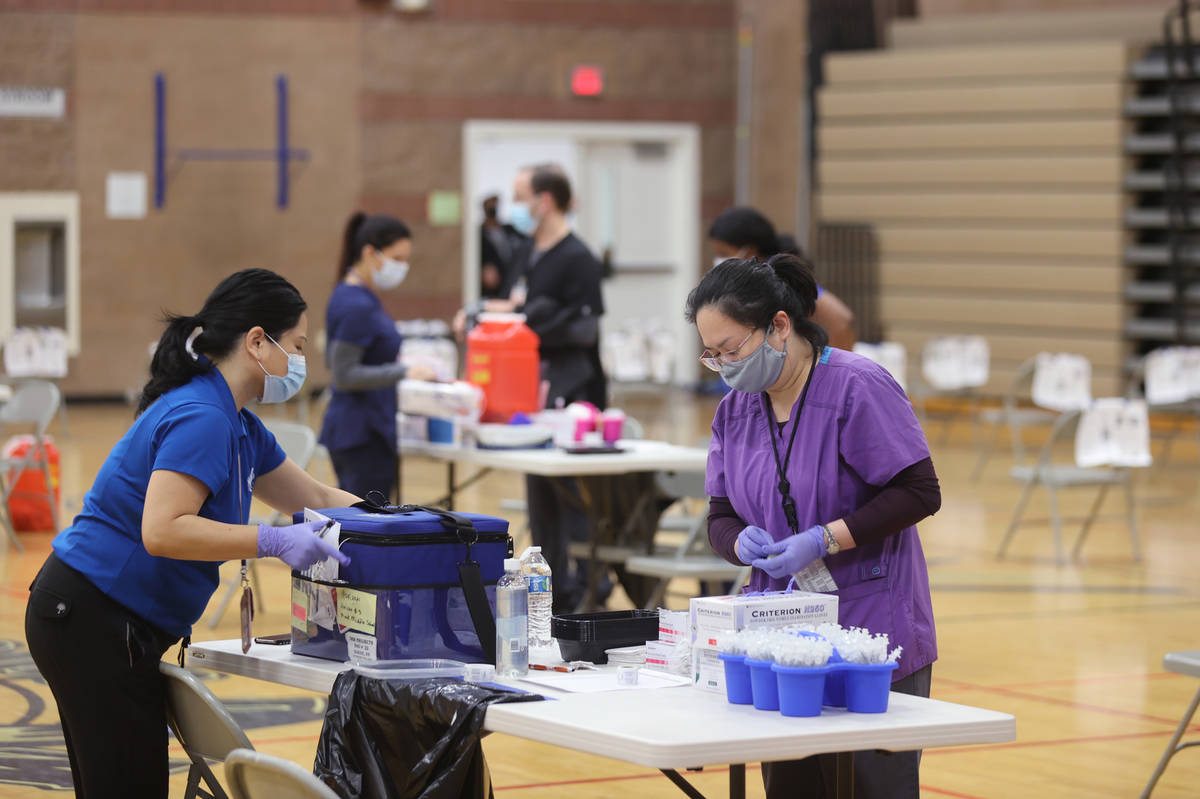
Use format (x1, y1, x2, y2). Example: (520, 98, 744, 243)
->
(330, 436, 398, 503)
(762, 664, 933, 799)
(25, 553, 179, 799)
(525, 474, 592, 614)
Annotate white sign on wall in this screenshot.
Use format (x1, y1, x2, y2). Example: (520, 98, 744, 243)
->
(106, 172, 147, 220)
(0, 86, 66, 119)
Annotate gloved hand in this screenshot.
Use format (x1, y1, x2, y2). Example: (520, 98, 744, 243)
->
(257, 521, 351, 571)
(752, 526, 826, 579)
(736, 525, 775, 565)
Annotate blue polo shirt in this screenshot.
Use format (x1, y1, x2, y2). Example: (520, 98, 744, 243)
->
(319, 282, 403, 452)
(52, 368, 286, 638)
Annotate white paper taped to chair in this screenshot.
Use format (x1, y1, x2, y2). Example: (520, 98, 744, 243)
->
(1075, 398, 1152, 469)
(921, 336, 989, 391)
(1144, 346, 1200, 406)
(1032, 352, 1092, 412)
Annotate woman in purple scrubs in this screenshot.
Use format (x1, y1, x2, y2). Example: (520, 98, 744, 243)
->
(687, 253, 941, 799)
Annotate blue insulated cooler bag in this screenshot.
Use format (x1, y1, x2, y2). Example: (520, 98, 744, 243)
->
(290, 503, 511, 663)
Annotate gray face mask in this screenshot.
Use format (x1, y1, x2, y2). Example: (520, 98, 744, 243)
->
(721, 329, 787, 393)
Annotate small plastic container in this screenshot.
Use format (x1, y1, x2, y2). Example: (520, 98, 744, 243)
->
(551, 610, 659, 664)
(353, 658, 467, 681)
(718, 652, 753, 705)
(843, 661, 899, 713)
(823, 650, 847, 708)
(746, 657, 780, 711)
(772, 664, 829, 718)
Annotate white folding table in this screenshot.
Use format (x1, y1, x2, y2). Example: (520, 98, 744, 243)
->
(188, 639, 1016, 799)
(401, 439, 710, 609)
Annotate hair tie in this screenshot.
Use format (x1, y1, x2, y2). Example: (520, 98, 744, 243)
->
(185, 326, 203, 361)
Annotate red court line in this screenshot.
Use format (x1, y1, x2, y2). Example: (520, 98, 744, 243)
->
(934, 677, 1199, 729)
(920, 786, 987, 799)
(935, 670, 1182, 692)
(0, 586, 30, 600)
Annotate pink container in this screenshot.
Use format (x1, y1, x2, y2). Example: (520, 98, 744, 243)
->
(601, 412, 625, 443)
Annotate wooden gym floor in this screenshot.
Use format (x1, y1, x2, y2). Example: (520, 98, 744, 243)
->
(0, 391, 1197, 798)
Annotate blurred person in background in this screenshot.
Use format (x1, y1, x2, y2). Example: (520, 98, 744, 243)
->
(321, 212, 437, 500)
(710, 206, 857, 350)
(456, 164, 607, 612)
(480, 193, 529, 299)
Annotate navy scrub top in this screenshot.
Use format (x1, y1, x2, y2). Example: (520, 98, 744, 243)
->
(52, 368, 286, 638)
(319, 282, 403, 453)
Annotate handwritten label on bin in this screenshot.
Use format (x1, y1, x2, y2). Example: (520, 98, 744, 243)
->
(337, 587, 377, 634)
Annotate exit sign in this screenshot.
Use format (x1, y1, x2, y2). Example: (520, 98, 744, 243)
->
(571, 65, 604, 97)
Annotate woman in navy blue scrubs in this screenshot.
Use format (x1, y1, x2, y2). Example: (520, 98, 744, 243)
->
(319, 212, 436, 500)
(25, 269, 360, 798)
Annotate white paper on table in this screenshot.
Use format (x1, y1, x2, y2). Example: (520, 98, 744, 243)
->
(1144, 347, 1200, 406)
(922, 336, 989, 391)
(301, 508, 342, 583)
(1075, 398, 1152, 469)
(852, 342, 907, 392)
(1032, 352, 1092, 412)
(519, 668, 692, 693)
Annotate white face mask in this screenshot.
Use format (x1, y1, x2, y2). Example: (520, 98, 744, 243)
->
(374, 254, 409, 291)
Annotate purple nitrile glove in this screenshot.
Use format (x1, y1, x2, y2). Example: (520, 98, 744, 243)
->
(752, 526, 826, 579)
(735, 525, 775, 565)
(257, 521, 351, 571)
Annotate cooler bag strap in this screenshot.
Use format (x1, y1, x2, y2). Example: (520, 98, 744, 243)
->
(353, 494, 497, 662)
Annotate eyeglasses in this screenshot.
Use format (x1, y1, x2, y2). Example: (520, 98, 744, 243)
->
(699, 328, 759, 372)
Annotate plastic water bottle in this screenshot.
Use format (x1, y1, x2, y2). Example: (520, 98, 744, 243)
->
(520, 546, 554, 648)
(495, 558, 529, 678)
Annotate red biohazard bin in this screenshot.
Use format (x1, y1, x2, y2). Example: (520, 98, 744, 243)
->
(3, 435, 60, 532)
(466, 313, 540, 423)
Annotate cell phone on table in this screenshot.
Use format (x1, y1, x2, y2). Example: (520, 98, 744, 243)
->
(253, 633, 292, 645)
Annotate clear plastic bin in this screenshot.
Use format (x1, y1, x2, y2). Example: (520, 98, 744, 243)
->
(352, 658, 467, 681)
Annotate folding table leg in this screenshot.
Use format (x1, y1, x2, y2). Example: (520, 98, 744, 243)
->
(729, 763, 745, 799)
(659, 769, 707, 799)
(835, 751, 855, 799)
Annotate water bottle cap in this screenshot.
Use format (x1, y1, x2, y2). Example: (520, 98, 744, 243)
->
(504, 558, 521, 571)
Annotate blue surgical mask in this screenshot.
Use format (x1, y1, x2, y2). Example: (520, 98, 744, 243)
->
(508, 202, 537, 236)
(720, 329, 787, 393)
(374, 254, 409, 291)
(258, 334, 306, 403)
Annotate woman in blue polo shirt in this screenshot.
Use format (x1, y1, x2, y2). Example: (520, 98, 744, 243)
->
(24, 268, 360, 799)
(320, 212, 436, 499)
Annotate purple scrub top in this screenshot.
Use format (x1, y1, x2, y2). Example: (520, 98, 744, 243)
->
(706, 347, 937, 679)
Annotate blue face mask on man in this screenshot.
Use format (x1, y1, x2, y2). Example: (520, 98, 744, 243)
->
(258, 333, 306, 403)
(508, 201, 538, 236)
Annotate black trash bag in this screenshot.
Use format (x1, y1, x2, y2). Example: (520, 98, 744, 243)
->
(314, 672, 544, 799)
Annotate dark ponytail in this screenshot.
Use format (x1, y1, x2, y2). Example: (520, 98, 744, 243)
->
(137, 268, 307, 416)
(337, 211, 412, 281)
(684, 252, 828, 354)
(708, 206, 781, 257)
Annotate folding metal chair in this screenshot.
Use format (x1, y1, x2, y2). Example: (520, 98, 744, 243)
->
(161, 662, 253, 799)
(1139, 650, 1200, 798)
(971, 356, 1060, 482)
(207, 420, 317, 628)
(224, 749, 340, 799)
(0, 380, 63, 550)
(996, 409, 1143, 565)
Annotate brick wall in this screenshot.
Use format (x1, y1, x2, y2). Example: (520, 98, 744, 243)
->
(0, 1, 737, 397)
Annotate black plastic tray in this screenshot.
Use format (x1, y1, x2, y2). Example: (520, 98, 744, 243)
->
(551, 609, 659, 664)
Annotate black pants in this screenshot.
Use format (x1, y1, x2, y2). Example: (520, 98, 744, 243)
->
(330, 436, 398, 502)
(525, 474, 592, 614)
(25, 553, 179, 799)
(762, 664, 933, 799)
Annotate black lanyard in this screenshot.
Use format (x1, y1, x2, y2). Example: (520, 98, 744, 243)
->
(763, 353, 819, 536)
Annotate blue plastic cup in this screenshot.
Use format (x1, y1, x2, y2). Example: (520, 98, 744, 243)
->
(718, 652, 753, 705)
(823, 650, 847, 707)
(746, 658, 780, 711)
(843, 661, 899, 713)
(772, 663, 829, 717)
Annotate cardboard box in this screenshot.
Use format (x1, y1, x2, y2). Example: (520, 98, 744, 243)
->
(691, 591, 838, 636)
(689, 591, 839, 693)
